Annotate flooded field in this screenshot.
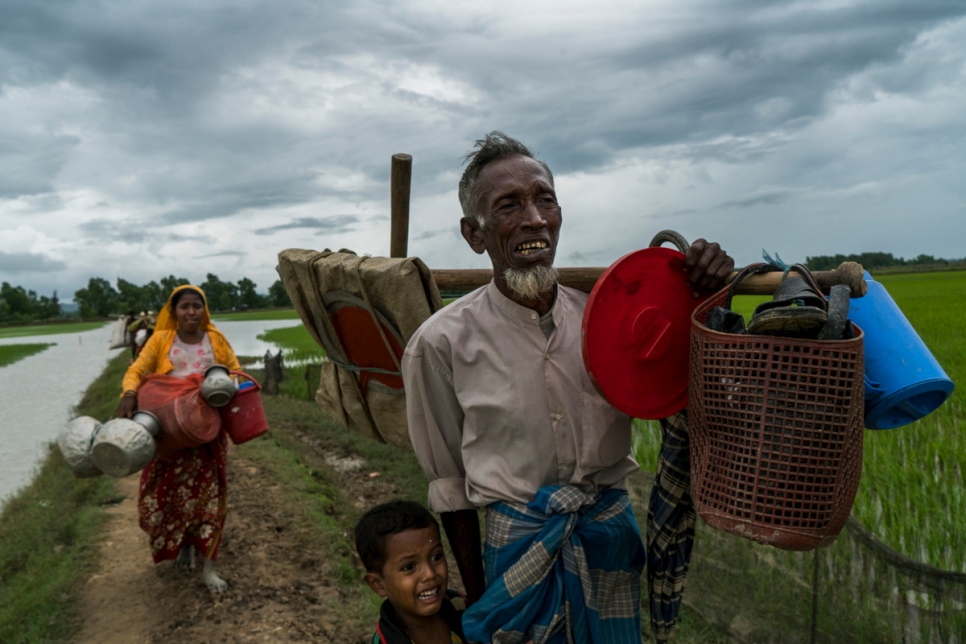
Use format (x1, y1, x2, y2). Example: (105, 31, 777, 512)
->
(0, 318, 302, 505)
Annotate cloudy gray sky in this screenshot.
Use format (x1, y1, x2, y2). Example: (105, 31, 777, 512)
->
(2, 0, 964, 301)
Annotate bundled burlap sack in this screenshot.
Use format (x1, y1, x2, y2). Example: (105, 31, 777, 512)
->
(277, 249, 441, 450)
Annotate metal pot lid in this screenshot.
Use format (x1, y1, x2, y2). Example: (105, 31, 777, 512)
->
(581, 247, 710, 419)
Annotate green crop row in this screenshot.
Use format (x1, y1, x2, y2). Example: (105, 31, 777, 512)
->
(0, 321, 107, 339)
(853, 271, 964, 572)
(256, 324, 326, 365)
(0, 343, 53, 368)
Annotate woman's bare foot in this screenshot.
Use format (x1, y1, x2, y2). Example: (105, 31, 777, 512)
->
(175, 544, 195, 571)
(202, 557, 228, 592)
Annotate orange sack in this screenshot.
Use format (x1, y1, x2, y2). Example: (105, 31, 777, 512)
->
(137, 373, 221, 459)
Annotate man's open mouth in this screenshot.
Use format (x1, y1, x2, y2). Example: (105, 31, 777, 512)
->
(417, 587, 440, 602)
(516, 241, 548, 256)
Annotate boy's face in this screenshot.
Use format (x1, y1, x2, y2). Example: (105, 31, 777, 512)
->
(364, 525, 448, 620)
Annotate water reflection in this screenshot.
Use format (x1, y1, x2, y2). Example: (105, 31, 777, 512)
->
(212, 319, 301, 358)
(0, 318, 302, 505)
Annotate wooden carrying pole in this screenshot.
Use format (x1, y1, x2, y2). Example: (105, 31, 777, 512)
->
(432, 262, 868, 297)
(390, 153, 412, 258)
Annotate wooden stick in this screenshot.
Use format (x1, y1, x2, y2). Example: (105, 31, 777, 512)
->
(431, 261, 868, 297)
(390, 153, 412, 258)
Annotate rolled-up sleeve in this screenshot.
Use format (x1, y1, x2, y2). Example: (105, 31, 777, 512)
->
(403, 335, 474, 513)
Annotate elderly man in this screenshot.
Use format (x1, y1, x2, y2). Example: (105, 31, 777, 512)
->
(402, 132, 733, 643)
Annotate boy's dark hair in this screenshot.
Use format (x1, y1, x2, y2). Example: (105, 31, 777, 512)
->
(355, 500, 439, 573)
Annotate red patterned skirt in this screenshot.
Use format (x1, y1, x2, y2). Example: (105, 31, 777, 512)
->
(138, 431, 228, 563)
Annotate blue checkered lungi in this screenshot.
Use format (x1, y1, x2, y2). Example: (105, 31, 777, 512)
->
(462, 485, 646, 644)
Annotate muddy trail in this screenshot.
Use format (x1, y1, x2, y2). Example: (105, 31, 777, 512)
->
(69, 395, 728, 644)
(76, 418, 407, 644)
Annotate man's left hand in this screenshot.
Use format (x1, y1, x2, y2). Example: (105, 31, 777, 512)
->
(683, 239, 735, 295)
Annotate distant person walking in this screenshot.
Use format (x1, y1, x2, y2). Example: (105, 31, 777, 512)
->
(127, 310, 156, 359)
(115, 285, 240, 592)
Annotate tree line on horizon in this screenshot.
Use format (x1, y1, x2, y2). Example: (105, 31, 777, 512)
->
(0, 274, 292, 324)
(805, 251, 965, 271)
(3, 251, 961, 325)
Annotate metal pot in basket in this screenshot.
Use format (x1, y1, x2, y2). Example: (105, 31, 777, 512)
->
(58, 416, 104, 478)
(90, 414, 160, 477)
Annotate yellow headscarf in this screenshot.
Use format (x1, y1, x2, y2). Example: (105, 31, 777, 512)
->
(154, 284, 215, 332)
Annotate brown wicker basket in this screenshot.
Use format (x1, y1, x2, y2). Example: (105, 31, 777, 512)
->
(688, 265, 865, 550)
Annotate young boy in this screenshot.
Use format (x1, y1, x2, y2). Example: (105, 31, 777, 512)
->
(355, 501, 467, 644)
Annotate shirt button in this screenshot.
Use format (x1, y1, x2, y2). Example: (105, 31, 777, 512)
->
(552, 413, 562, 421)
(531, 312, 537, 320)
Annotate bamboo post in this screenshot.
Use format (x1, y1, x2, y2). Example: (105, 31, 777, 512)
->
(390, 153, 412, 258)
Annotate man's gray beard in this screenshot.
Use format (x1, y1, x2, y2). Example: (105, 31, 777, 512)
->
(503, 266, 558, 301)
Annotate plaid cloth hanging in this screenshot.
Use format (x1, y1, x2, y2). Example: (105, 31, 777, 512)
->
(647, 411, 696, 642)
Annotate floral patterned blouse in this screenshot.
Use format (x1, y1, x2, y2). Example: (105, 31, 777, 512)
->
(168, 333, 216, 378)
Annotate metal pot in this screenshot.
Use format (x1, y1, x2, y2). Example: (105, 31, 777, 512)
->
(91, 417, 157, 477)
(132, 410, 162, 438)
(201, 364, 237, 408)
(57, 416, 103, 478)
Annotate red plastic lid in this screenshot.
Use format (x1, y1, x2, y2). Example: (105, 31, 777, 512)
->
(329, 305, 405, 393)
(581, 247, 709, 419)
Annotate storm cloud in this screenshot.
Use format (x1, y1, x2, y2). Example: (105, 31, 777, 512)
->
(254, 216, 360, 235)
(0, 0, 963, 299)
(0, 251, 68, 274)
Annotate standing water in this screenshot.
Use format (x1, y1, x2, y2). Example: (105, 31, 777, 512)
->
(0, 318, 302, 505)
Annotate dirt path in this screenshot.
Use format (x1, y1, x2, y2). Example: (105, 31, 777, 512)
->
(77, 450, 362, 643)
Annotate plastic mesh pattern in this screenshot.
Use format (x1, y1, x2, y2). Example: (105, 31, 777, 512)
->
(688, 286, 865, 551)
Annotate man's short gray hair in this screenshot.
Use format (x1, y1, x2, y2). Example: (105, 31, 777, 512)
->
(458, 132, 554, 228)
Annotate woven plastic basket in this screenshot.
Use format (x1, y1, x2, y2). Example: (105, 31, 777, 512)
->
(688, 265, 865, 550)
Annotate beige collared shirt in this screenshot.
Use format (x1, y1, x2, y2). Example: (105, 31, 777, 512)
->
(403, 281, 637, 513)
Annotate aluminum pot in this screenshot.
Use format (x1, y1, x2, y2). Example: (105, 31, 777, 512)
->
(201, 364, 237, 408)
(57, 416, 103, 478)
(91, 417, 157, 477)
(132, 410, 162, 438)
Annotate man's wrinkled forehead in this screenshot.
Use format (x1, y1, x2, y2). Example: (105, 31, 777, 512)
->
(473, 156, 554, 208)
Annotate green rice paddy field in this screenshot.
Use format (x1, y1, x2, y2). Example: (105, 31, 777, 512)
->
(634, 270, 966, 572)
(256, 325, 326, 364)
(0, 321, 106, 339)
(210, 308, 302, 322)
(0, 344, 52, 368)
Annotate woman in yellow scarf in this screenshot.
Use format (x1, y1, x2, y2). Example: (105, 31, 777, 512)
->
(116, 284, 240, 592)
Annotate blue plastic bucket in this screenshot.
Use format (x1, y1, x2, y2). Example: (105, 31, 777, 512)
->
(849, 271, 954, 429)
